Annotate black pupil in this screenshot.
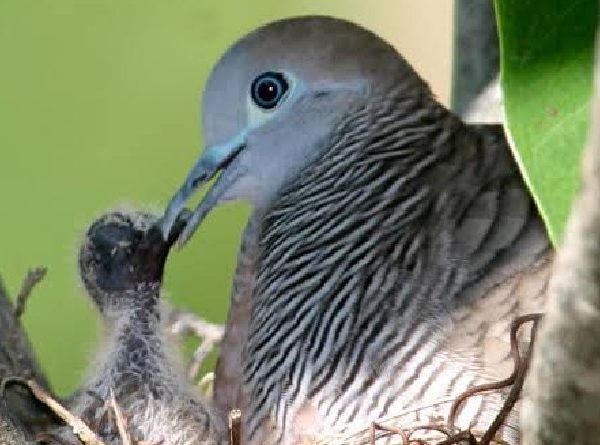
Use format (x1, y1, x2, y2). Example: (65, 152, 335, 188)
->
(251, 72, 288, 109)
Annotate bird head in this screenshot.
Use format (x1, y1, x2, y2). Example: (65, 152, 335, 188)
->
(161, 16, 431, 244)
(80, 210, 188, 313)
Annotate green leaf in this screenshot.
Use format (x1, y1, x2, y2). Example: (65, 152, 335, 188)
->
(494, 0, 598, 244)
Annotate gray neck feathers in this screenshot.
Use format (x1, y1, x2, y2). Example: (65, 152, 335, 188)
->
(84, 285, 179, 404)
(241, 89, 549, 441)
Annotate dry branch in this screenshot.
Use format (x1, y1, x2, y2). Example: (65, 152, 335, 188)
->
(13, 268, 47, 320)
(0, 270, 55, 442)
(4, 379, 106, 445)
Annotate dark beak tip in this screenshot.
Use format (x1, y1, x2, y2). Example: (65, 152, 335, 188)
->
(162, 208, 192, 246)
(175, 225, 195, 249)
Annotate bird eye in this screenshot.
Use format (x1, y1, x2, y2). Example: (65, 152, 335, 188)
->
(250, 72, 289, 109)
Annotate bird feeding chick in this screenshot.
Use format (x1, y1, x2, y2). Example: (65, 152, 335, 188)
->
(54, 210, 226, 445)
(161, 16, 551, 445)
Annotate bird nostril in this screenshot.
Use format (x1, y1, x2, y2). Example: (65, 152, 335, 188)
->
(313, 90, 330, 99)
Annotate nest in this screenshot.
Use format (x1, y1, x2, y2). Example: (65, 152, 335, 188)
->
(0, 269, 541, 445)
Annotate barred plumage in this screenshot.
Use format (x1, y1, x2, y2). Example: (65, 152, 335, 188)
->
(237, 91, 550, 443)
(161, 15, 552, 445)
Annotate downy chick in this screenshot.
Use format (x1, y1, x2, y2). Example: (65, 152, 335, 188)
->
(59, 210, 225, 445)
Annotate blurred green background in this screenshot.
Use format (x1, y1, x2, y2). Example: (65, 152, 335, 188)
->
(0, 0, 452, 395)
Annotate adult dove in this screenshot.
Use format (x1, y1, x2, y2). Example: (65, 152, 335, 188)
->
(162, 16, 551, 444)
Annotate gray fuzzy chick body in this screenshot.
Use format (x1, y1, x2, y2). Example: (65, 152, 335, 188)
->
(55, 212, 225, 445)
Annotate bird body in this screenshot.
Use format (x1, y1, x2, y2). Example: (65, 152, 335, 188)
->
(219, 105, 550, 444)
(58, 212, 225, 445)
(161, 16, 552, 444)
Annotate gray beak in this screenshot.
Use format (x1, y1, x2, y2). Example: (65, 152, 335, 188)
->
(160, 134, 246, 246)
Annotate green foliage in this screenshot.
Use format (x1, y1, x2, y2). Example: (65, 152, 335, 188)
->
(495, 0, 599, 244)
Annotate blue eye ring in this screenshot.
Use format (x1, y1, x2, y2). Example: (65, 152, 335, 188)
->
(250, 72, 289, 109)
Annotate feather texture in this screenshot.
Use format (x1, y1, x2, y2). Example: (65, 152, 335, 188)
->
(218, 90, 551, 444)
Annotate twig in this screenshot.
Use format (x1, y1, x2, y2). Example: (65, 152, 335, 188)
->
(168, 310, 224, 341)
(447, 313, 542, 431)
(197, 372, 215, 397)
(3, 378, 107, 445)
(186, 339, 215, 381)
(478, 314, 541, 445)
(14, 267, 47, 319)
(370, 421, 409, 444)
(228, 409, 241, 445)
(369, 422, 477, 445)
(167, 309, 224, 380)
(0, 270, 55, 436)
(435, 430, 478, 445)
(109, 388, 132, 445)
(407, 423, 454, 442)
(322, 396, 460, 443)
